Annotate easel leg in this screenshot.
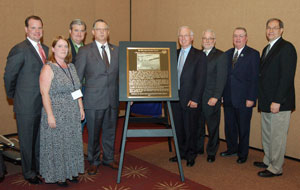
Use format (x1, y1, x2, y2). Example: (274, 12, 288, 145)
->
(117, 103, 131, 183)
(167, 101, 185, 182)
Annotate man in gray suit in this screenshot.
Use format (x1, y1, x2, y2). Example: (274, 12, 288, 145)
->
(75, 19, 119, 175)
(4, 15, 48, 184)
(196, 29, 227, 163)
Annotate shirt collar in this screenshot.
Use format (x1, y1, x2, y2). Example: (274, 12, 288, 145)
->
(203, 47, 213, 56)
(95, 40, 108, 49)
(234, 46, 245, 56)
(27, 37, 40, 47)
(269, 37, 281, 48)
(71, 39, 83, 48)
(181, 45, 192, 53)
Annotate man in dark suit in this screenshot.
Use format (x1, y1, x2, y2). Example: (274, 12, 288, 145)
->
(221, 27, 259, 164)
(196, 29, 227, 163)
(75, 19, 119, 175)
(254, 18, 297, 177)
(68, 19, 86, 63)
(4, 15, 48, 184)
(68, 19, 87, 130)
(169, 26, 207, 167)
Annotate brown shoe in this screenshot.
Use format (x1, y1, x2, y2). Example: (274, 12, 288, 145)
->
(103, 161, 119, 170)
(87, 165, 98, 175)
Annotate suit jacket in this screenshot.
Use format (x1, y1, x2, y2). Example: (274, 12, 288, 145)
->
(202, 47, 227, 105)
(4, 39, 49, 114)
(223, 45, 259, 108)
(258, 37, 297, 112)
(177, 46, 207, 109)
(68, 38, 77, 64)
(75, 41, 119, 110)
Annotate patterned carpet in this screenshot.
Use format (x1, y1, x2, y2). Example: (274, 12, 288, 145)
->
(0, 118, 211, 190)
(2, 154, 210, 190)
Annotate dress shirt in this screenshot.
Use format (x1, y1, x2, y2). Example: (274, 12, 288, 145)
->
(203, 48, 213, 56)
(269, 36, 281, 49)
(27, 37, 45, 61)
(178, 45, 192, 67)
(95, 41, 111, 63)
(233, 46, 245, 58)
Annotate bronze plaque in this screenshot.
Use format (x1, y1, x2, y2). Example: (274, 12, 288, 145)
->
(127, 48, 171, 98)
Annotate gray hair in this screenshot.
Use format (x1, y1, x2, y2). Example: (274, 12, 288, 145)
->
(202, 29, 216, 39)
(178, 26, 194, 36)
(69, 19, 86, 30)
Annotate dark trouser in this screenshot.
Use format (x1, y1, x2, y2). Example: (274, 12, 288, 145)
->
(0, 151, 6, 177)
(16, 114, 41, 179)
(223, 106, 252, 158)
(171, 101, 200, 161)
(85, 107, 118, 166)
(197, 102, 221, 156)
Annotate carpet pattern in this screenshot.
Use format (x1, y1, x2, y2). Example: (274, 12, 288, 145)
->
(1, 154, 210, 190)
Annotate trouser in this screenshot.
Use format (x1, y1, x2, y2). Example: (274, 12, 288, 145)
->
(196, 101, 221, 156)
(16, 113, 41, 179)
(224, 106, 252, 158)
(261, 111, 291, 174)
(85, 108, 118, 166)
(171, 101, 200, 160)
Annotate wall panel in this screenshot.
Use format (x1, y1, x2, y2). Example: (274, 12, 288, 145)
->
(132, 0, 300, 159)
(0, 0, 130, 134)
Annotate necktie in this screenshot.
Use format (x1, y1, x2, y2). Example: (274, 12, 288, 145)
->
(204, 50, 208, 56)
(37, 43, 46, 64)
(74, 44, 80, 53)
(177, 49, 185, 89)
(232, 51, 239, 68)
(101, 45, 109, 67)
(264, 44, 271, 59)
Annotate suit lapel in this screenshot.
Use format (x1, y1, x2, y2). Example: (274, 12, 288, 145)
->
(233, 46, 248, 70)
(181, 47, 195, 76)
(26, 39, 44, 65)
(91, 41, 103, 65)
(108, 44, 117, 71)
(261, 38, 283, 67)
(207, 47, 216, 62)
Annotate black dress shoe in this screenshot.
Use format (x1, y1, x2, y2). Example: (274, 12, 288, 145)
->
(57, 181, 68, 187)
(0, 175, 4, 183)
(253, 161, 268, 168)
(258, 170, 282, 177)
(237, 157, 247, 164)
(169, 156, 178, 162)
(220, 151, 237, 157)
(69, 176, 79, 183)
(169, 156, 185, 162)
(198, 150, 204, 155)
(186, 159, 195, 167)
(207, 155, 215, 163)
(27, 176, 43, 184)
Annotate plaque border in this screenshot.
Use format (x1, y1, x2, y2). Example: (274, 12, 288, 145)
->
(119, 41, 179, 101)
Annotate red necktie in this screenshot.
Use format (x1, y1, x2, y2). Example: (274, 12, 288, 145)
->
(37, 43, 46, 64)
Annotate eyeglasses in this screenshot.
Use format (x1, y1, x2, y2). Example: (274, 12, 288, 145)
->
(266, 27, 281, 31)
(233, 34, 246, 38)
(94, 28, 108, 32)
(202, 37, 215, 41)
(178, 35, 191, 38)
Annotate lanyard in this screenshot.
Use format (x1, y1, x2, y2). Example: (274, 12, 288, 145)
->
(56, 62, 76, 90)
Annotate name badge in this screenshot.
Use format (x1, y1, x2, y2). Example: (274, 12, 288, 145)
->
(71, 89, 83, 100)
